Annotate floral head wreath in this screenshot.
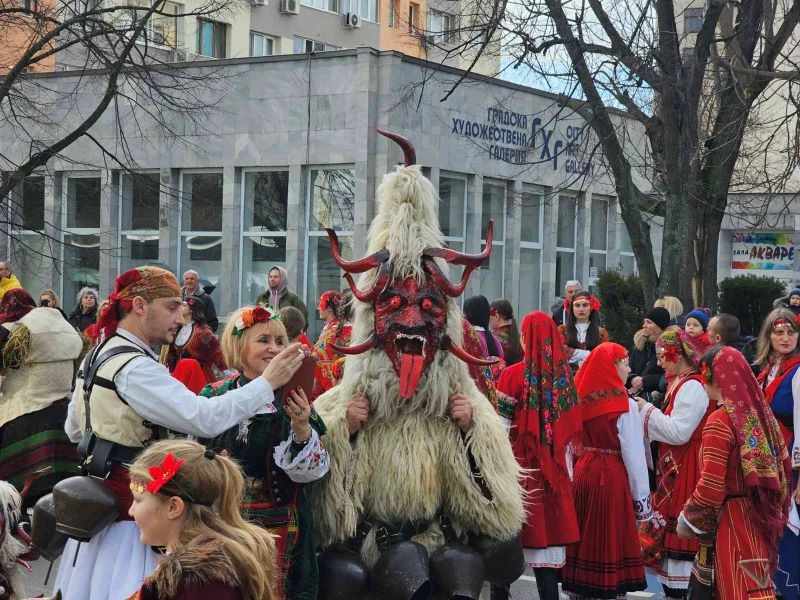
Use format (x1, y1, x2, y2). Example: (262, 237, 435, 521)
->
(318, 290, 341, 312)
(564, 294, 602, 312)
(233, 305, 280, 337)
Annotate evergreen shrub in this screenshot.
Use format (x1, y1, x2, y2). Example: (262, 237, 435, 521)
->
(717, 274, 786, 337)
(596, 269, 646, 349)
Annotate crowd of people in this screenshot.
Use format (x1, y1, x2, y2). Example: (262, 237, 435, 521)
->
(0, 248, 798, 600)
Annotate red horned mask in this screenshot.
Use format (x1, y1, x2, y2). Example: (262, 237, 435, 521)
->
(325, 130, 498, 399)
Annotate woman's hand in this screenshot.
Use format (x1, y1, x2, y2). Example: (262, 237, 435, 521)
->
(635, 397, 647, 411)
(675, 515, 696, 540)
(262, 342, 304, 390)
(449, 393, 473, 433)
(286, 387, 312, 442)
(346, 396, 370, 435)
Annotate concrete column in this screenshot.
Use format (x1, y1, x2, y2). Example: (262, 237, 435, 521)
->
(220, 165, 240, 316)
(506, 179, 523, 311)
(287, 164, 304, 298)
(98, 169, 119, 298)
(42, 173, 62, 292)
(606, 199, 621, 274)
(575, 191, 590, 287)
(159, 168, 180, 273)
(541, 190, 558, 307)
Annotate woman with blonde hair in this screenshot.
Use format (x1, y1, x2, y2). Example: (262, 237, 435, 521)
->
(204, 305, 329, 600)
(127, 439, 276, 600)
(654, 296, 684, 326)
(755, 307, 800, 599)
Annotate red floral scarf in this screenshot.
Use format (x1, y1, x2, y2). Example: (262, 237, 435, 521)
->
(574, 342, 630, 422)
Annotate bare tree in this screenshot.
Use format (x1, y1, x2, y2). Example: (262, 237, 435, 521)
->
(424, 0, 800, 306)
(0, 0, 237, 256)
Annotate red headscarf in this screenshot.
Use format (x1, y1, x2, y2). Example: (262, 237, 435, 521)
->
(705, 346, 791, 568)
(0, 289, 36, 325)
(508, 311, 581, 483)
(97, 266, 182, 340)
(574, 342, 630, 422)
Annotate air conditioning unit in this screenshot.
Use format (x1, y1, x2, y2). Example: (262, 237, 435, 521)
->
(250, 0, 266, 6)
(343, 12, 361, 28)
(280, 0, 299, 14)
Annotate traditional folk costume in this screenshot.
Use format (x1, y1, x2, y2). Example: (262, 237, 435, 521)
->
(312, 292, 353, 398)
(680, 347, 791, 600)
(164, 319, 228, 386)
(56, 267, 283, 600)
(310, 132, 524, 600)
(758, 331, 800, 599)
(557, 294, 609, 370)
(205, 367, 329, 600)
(562, 342, 651, 600)
(638, 328, 713, 595)
(492, 323, 522, 366)
(462, 319, 505, 408)
(496, 311, 582, 599)
(0, 290, 83, 508)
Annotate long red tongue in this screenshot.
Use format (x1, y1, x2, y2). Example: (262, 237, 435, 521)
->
(399, 353, 424, 399)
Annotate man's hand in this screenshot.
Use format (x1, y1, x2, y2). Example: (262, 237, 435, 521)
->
(346, 395, 370, 435)
(449, 393, 473, 433)
(262, 342, 304, 390)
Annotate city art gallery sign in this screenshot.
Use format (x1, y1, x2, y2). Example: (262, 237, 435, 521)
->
(450, 107, 595, 173)
(731, 232, 796, 272)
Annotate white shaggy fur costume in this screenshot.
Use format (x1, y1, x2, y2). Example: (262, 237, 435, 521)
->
(310, 161, 525, 567)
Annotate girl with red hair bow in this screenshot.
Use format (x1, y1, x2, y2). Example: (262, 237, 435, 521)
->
(557, 290, 609, 370)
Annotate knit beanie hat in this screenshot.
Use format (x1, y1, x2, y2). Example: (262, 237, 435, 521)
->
(644, 307, 670, 331)
(685, 308, 711, 331)
(790, 289, 800, 301)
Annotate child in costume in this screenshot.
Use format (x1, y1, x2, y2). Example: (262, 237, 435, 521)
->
(127, 439, 276, 600)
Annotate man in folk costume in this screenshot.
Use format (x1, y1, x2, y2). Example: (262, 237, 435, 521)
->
(53, 266, 305, 600)
(635, 327, 714, 598)
(495, 311, 582, 600)
(310, 131, 525, 600)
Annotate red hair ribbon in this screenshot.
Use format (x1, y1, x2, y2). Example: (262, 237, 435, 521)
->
(700, 361, 711, 384)
(589, 296, 602, 312)
(145, 452, 185, 494)
(661, 345, 679, 364)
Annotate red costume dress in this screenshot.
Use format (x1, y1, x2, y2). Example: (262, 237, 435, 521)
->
(681, 347, 791, 600)
(493, 323, 523, 366)
(563, 342, 651, 600)
(496, 311, 581, 567)
(638, 328, 713, 590)
(311, 317, 352, 397)
(165, 322, 227, 386)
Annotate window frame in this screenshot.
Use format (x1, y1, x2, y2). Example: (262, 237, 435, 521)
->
(480, 178, 506, 298)
(196, 17, 227, 58)
(555, 194, 578, 295)
(118, 170, 161, 274)
(249, 31, 275, 57)
(684, 7, 703, 34)
(61, 172, 103, 302)
(299, 0, 338, 14)
(519, 185, 544, 312)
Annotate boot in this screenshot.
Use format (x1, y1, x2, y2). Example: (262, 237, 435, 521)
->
(490, 584, 509, 600)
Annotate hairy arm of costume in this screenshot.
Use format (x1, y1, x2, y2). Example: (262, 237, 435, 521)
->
(641, 380, 708, 445)
(792, 369, 800, 468)
(618, 397, 652, 521)
(441, 394, 525, 540)
(274, 427, 331, 483)
(680, 411, 733, 535)
(115, 356, 276, 438)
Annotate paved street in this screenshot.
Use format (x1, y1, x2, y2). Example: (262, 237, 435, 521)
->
(20, 556, 664, 599)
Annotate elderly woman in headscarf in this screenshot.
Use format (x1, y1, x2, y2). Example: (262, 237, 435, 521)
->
(0, 289, 83, 508)
(677, 346, 791, 600)
(635, 327, 714, 598)
(494, 311, 582, 600)
(562, 342, 651, 600)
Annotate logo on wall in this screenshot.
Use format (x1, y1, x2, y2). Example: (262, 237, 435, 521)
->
(731, 232, 796, 271)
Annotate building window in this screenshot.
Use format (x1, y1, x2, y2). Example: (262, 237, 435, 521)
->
(305, 168, 355, 339)
(293, 37, 338, 53)
(129, 0, 179, 47)
(408, 1, 418, 33)
(196, 18, 227, 58)
(64, 175, 102, 307)
(22, 0, 38, 12)
(250, 32, 275, 57)
(342, 0, 376, 21)
(388, 0, 395, 27)
(619, 217, 637, 276)
(555, 195, 577, 298)
(300, 0, 338, 12)
(119, 172, 160, 273)
(241, 170, 289, 305)
(7, 175, 48, 301)
(428, 10, 455, 43)
(180, 172, 223, 308)
(684, 7, 703, 33)
(438, 174, 467, 252)
(479, 180, 506, 301)
(589, 196, 609, 291)
(519, 187, 543, 314)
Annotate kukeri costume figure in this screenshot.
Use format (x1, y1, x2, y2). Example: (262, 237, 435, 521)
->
(311, 131, 525, 600)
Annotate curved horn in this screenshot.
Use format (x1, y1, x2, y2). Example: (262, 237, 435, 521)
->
(376, 129, 416, 166)
(442, 335, 499, 366)
(345, 262, 392, 303)
(19, 467, 51, 501)
(424, 220, 494, 266)
(325, 229, 390, 273)
(331, 332, 380, 355)
(423, 259, 471, 298)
